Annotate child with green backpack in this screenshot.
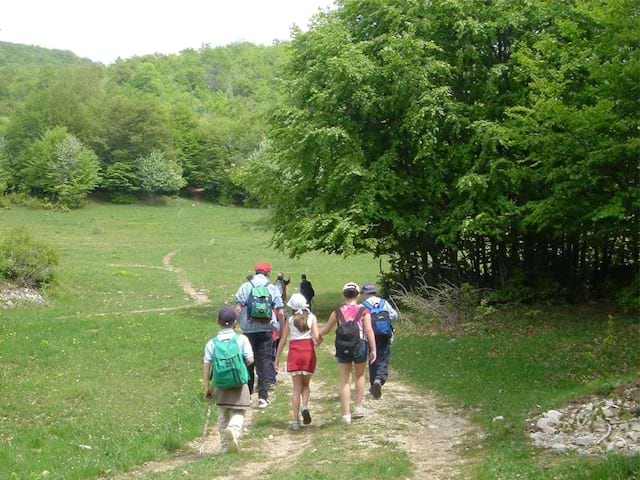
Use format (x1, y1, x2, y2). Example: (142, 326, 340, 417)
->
(203, 308, 254, 453)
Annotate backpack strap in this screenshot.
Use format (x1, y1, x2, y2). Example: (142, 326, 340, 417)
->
(353, 306, 366, 324)
(335, 307, 346, 325)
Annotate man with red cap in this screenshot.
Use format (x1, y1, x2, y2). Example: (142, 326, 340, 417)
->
(234, 262, 284, 408)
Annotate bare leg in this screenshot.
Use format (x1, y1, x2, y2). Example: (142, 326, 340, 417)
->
(301, 375, 311, 408)
(339, 363, 352, 417)
(292, 375, 303, 421)
(354, 362, 366, 408)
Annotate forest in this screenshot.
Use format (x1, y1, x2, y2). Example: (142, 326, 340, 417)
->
(0, 0, 638, 305)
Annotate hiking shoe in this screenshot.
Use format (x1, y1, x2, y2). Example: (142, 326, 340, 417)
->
(352, 406, 365, 419)
(301, 408, 312, 425)
(290, 420, 301, 431)
(257, 398, 270, 409)
(224, 428, 239, 453)
(340, 415, 352, 424)
(371, 380, 382, 400)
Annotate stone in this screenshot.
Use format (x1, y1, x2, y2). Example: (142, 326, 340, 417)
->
(542, 426, 558, 435)
(537, 417, 555, 431)
(631, 423, 640, 432)
(573, 436, 593, 446)
(492, 416, 504, 422)
(626, 431, 640, 443)
(546, 410, 563, 423)
(551, 443, 568, 452)
(614, 439, 627, 449)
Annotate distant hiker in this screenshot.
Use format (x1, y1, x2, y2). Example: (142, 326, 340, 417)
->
(274, 272, 291, 303)
(319, 282, 376, 423)
(360, 283, 398, 399)
(299, 274, 315, 307)
(275, 293, 321, 430)
(203, 308, 254, 453)
(234, 263, 284, 408)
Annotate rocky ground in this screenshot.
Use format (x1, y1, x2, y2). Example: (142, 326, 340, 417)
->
(528, 381, 640, 455)
(0, 284, 46, 308)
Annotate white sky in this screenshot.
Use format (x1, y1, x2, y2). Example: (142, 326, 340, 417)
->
(0, 0, 335, 64)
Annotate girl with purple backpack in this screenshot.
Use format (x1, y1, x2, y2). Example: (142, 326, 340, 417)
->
(319, 282, 376, 423)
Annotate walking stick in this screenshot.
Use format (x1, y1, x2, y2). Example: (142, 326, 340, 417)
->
(199, 396, 213, 455)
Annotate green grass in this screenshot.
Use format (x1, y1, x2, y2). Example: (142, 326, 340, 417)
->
(3, 199, 639, 479)
(392, 307, 640, 479)
(0, 199, 380, 480)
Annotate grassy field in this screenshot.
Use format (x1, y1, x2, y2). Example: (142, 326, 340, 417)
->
(1, 199, 639, 479)
(393, 308, 640, 479)
(0, 199, 381, 480)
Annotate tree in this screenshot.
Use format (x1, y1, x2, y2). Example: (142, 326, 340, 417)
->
(241, 0, 638, 295)
(20, 127, 100, 207)
(136, 150, 186, 194)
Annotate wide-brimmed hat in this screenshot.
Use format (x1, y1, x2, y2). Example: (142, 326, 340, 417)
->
(342, 282, 360, 294)
(287, 293, 309, 310)
(361, 283, 377, 294)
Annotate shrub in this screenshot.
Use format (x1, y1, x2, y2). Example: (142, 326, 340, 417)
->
(0, 229, 59, 287)
(391, 279, 490, 329)
(617, 275, 640, 313)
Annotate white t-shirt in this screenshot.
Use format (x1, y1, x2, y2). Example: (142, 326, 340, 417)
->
(204, 328, 254, 363)
(288, 311, 316, 341)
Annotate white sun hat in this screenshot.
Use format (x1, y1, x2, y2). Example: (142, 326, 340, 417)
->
(342, 282, 360, 294)
(287, 293, 309, 310)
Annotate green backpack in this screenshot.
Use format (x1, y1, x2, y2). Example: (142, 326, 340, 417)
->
(210, 334, 249, 390)
(247, 280, 273, 322)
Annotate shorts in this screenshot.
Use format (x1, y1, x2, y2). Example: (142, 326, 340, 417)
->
(336, 340, 367, 364)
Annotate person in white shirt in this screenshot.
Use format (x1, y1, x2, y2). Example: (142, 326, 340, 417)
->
(275, 293, 321, 430)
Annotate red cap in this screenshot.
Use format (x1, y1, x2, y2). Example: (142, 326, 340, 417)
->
(255, 263, 272, 273)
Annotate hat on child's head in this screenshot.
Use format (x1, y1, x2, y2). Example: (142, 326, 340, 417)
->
(361, 283, 377, 295)
(218, 307, 237, 326)
(287, 293, 309, 311)
(255, 262, 272, 274)
(342, 282, 360, 294)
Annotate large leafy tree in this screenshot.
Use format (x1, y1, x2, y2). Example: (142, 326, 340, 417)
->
(244, 0, 638, 291)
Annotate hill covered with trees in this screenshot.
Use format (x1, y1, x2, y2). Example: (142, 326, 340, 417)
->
(0, 40, 286, 205)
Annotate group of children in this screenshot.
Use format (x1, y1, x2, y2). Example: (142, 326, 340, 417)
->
(203, 265, 397, 453)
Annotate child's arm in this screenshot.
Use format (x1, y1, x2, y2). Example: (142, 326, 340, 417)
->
(363, 312, 377, 364)
(275, 320, 290, 370)
(319, 311, 337, 337)
(311, 315, 321, 346)
(203, 361, 213, 400)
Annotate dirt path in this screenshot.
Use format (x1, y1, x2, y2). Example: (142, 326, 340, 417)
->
(161, 251, 210, 305)
(355, 369, 476, 479)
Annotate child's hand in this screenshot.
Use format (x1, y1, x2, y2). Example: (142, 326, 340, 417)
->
(204, 387, 213, 400)
(368, 350, 377, 365)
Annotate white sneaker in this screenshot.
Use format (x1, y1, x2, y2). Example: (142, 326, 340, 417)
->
(224, 428, 239, 453)
(258, 398, 270, 409)
(290, 420, 301, 431)
(352, 406, 365, 419)
(341, 414, 352, 424)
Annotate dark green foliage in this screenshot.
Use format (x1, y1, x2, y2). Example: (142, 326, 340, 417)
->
(241, 0, 638, 299)
(0, 228, 59, 287)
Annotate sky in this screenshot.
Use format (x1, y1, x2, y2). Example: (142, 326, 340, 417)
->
(0, 0, 335, 64)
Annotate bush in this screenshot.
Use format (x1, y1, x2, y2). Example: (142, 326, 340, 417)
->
(0, 229, 59, 287)
(137, 151, 186, 194)
(617, 275, 640, 313)
(391, 279, 491, 329)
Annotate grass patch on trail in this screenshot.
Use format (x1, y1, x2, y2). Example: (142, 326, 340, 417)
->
(392, 307, 640, 480)
(0, 199, 380, 480)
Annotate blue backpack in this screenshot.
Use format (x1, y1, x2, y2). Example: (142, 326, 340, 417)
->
(363, 299, 392, 337)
